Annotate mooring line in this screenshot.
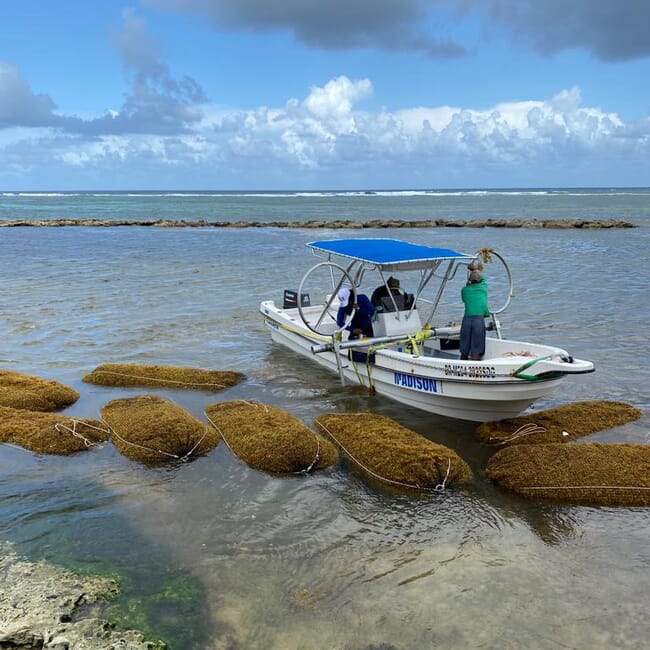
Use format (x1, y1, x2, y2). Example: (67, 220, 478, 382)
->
(100, 395, 210, 462)
(488, 422, 548, 445)
(204, 400, 321, 474)
(316, 420, 451, 492)
(91, 369, 231, 389)
(521, 485, 650, 492)
(54, 419, 111, 448)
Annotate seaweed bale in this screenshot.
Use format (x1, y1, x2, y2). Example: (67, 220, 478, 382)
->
(0, 405, 109, 455)
(83, 363, 245, 391)
(486, 443, 650, 506)
(101, 395, 219, 464)
(475, 400, 643, 447)
(315, 412, 472, 490)
(204, 401, 338, 474)
(0, 370, 79, 412)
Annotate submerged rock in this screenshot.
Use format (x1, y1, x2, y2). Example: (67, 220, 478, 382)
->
(204, 400, 338, 474)
(315, 412, 472, 490)
(486, 443, 650, 506)
(0, 370, 79, 412)
(0, 405, 109, 455)
(83, 363, 245, 392)
(101, 395, 219, 464)
(474, 400, 643, 447)
(0, 546, 167, 649)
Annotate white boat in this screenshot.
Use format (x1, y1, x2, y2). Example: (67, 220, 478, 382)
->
(260, 238, 594, 422)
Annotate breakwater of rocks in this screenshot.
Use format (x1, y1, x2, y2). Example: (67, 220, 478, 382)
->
(0, 218, 636, 229)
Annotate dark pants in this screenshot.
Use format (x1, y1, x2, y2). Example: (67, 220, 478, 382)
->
(460, 315, 485, 359)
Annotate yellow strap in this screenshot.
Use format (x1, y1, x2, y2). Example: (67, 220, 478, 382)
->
(264, 317, 332, 342)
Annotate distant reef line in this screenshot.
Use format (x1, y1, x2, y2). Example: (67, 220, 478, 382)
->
(0, 217, 637, 229)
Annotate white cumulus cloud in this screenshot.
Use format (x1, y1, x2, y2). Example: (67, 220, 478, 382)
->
(1, 73, 649, 188)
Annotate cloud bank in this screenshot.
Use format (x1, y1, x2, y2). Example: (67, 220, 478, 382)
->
(2, 69, 648, 188)
(0, 8, 208, 137)
(146, 0, 650, 61)
(147, 0, 466, 57)
(469, 0, 650, 62)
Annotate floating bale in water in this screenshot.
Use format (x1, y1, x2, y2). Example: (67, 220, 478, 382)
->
(0, 370, 79, 412)
(486, 443, 650, 506)
(83, 363, 245, 391)
(204, 401, 338, 474)
(315, 412, 472, 490)
(100, 395, 219, 463)
(0, 405, 109, 455)
(475, 400, 643, 447)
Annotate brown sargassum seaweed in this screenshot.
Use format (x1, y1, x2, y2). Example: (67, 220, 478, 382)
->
(83, 363, 245, 391)
(205, 401, 338, 474)
(0, 405, 109, 455)
(0, 370, 79, 412)
(101, 394, 219, 463)
(475, 400, 643, 447)
(486, 443, 650, 506)
(315, 412, 472, 489)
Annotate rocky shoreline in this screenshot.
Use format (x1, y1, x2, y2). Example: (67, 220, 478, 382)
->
(0, 547, 166, 650)
(0, 217, 637, 229)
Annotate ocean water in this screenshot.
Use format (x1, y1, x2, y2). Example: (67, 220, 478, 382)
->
(0, 189, 649, 649)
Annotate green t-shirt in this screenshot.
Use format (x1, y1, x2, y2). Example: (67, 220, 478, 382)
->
(461, 279, 490, 317)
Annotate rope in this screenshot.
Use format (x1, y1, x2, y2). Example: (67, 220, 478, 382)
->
(204, 400, 322, 474)
(104, 418, 210, 462)
(54, 419, 111, 448)
(102, 396, 210, 462)
(91, 369, 232, 389)
(511, 355, 552, 380)
(264, 317, 332, 342)
(476, 248, 493, 265)
(520, 485, 650, 492)
(488, 422, 547, 445)
(1, 442, 32, 454)
(316, 420, 453, 492)
(345, 326, 435, 395)
(365, 352, 376, 394)
(434, 458, 451, 491)
(348, 349, 366, 386)
(510, 355, 565, 381)
(346, 342, 377, 395)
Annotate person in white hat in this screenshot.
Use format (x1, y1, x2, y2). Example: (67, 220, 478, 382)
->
(336, 287, 374, 339)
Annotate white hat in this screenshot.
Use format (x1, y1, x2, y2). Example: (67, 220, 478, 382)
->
(337, 288, 350, 303)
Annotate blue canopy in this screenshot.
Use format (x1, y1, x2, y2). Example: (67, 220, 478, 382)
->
(307, 238, 473, 271)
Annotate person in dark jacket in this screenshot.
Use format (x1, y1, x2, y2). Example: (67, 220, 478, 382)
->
(371, 276, 408, 312)
(337, 288, 374, 339)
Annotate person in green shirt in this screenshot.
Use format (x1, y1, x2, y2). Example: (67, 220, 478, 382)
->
(460, 270, 491, 360)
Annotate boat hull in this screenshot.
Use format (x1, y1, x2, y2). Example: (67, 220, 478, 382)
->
(261, 301, 592, 422)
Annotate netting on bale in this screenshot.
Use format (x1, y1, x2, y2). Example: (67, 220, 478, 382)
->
(315, 412, 472, 490)
(486, 443, 650, 506)
(0, 370, 79, 412)
(83, 363, 245, 391)
(0, 405, 109, 455)
(204, 401, 338, 474)
(100, 395, 219, 464)
(475, 400, 643, 447)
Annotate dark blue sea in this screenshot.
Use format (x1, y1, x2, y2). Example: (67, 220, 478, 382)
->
(0, 189, 648, 648)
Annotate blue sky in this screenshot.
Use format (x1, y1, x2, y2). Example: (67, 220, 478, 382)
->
(1, 0, 649, 190)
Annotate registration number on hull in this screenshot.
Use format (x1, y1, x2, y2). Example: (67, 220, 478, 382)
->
(444, 364, 496, 378)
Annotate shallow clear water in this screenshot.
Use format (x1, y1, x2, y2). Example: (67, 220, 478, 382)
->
(0, 191, 649, 649)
